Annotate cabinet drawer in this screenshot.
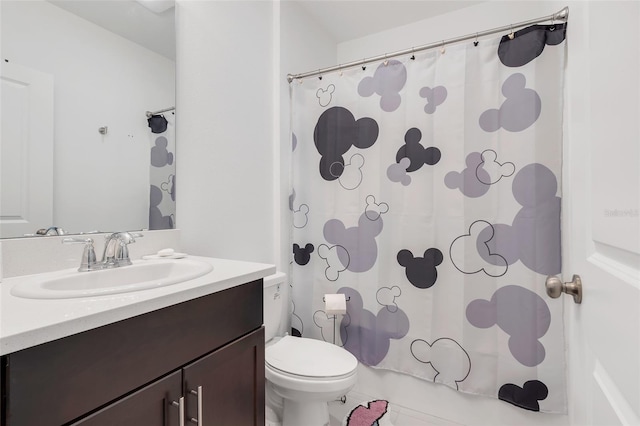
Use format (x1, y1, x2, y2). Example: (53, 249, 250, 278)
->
(3, 279, 262, 426)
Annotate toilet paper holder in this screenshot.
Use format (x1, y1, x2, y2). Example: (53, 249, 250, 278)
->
(322, 296, 351, 302)
(322, 295, 350, 345)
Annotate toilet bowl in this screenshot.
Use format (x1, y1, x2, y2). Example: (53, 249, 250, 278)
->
(263, 274, 358, 426)
(266, 335, 358, 426)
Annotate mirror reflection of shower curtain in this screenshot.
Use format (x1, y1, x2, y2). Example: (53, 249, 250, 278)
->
(290, 24, 567, 413)
(149, 113, 176, 230)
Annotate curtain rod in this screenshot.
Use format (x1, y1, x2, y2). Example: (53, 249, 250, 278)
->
(146, 106, 175, 118)
(287, 6, 568, 83)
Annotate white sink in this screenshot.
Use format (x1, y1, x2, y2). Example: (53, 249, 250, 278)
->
(10, 258, 214, 299)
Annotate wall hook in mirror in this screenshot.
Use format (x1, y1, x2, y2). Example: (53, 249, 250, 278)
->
(98, 126, 108, 135)
(147, 115, 167, 134)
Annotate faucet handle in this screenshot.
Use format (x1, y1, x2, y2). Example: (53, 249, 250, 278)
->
(121, 233, 144, 263)
(115, 244, 133, 266)
(105, 232, 143, 243)
(128, 232, 144, 242)
(62, 237, 99, 272)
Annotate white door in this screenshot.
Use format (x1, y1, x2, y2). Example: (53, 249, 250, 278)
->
(565, 2, 640, 425)
(0, 61, 54, 238)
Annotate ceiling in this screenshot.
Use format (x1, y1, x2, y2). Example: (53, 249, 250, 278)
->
(295, 1, 485, 43)
(46, 1, 483, 61)
(48, 0, 175, 60)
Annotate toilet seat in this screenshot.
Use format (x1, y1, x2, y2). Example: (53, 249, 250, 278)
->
(265, 336, 358, 379)
(265, 361, 357, 394)
(266, 362, 356, 382)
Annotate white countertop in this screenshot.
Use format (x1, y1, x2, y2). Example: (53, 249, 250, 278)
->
(0, 256, 276, 355)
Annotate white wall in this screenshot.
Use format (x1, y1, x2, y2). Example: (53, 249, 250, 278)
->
(338, 1, 562, 63)
(176, 0, 275, 263)
(336, 2, 572, 425)
(1, 1, 175, 235)
(176, 0, 336, 266)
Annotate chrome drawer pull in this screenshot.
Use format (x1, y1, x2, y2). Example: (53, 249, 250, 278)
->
(189, 385, 203, 425)
(170, 397, 185, 426)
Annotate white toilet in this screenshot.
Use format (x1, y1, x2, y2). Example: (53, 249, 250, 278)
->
(263, 273, 358, 426)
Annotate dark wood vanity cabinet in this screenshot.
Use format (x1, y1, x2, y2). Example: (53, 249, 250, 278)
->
(0, 279, 265, 426)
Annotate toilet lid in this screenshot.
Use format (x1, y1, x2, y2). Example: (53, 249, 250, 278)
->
(265, 335, 358, 378)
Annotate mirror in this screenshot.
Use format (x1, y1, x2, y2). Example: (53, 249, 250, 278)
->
(0, 0, 176, 239)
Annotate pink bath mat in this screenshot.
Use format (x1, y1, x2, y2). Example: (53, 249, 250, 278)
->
(343, 399, 393, 426)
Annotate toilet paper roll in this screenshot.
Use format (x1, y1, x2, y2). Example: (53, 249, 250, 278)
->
(324, 293, 347, 316)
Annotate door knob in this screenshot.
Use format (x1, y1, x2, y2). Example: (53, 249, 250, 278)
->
(545, 274, 582, 304)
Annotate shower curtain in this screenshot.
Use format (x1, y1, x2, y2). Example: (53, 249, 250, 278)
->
(148, 113, 176, 230)
(290, 24, 567, 413)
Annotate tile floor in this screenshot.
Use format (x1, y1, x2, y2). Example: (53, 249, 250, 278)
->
(328, 390, 463, 426)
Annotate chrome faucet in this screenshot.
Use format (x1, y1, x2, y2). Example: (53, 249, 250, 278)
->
(63, 232, 143, 272)
(36, 226, 66, 236)
(101, 232, 143, 268)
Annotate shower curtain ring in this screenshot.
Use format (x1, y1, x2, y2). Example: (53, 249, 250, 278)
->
(440, 40, 446, 54)
(383, 54, 389, 66)
(474, 33, 479, 47)
(508, 24, 515, 39)
(410, 47, 416, 60)
(318, 69, 322, 81)
(362, 59, 367, 71)
(338, 64, 343, 76)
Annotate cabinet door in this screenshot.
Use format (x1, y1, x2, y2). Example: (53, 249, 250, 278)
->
(71, 371, 182, 426)
(183, 327, 265, 426)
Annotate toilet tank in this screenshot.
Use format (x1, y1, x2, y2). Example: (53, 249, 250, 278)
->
(263, 272, 286, 343)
